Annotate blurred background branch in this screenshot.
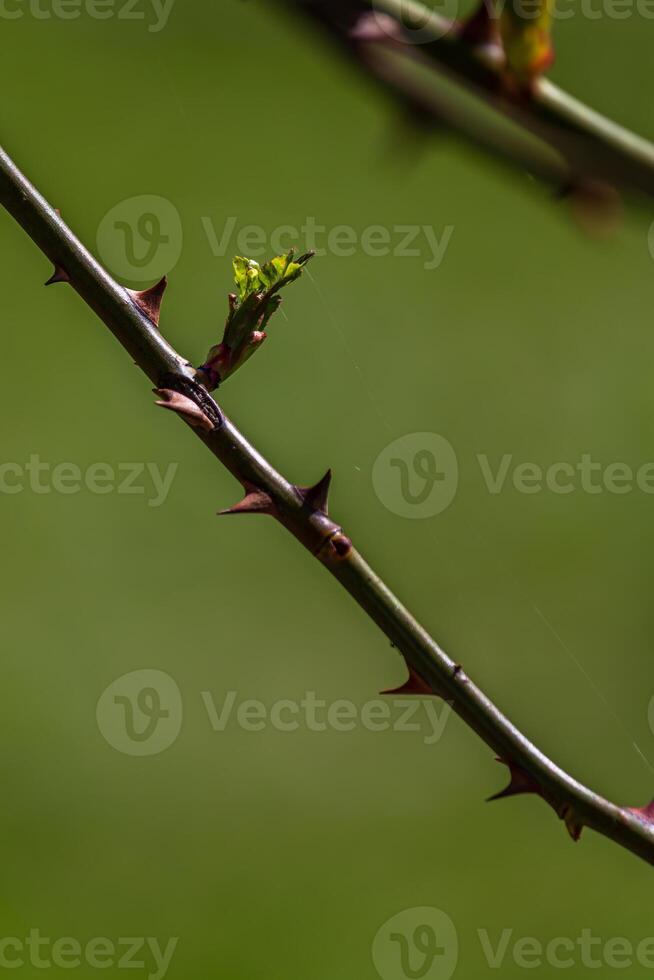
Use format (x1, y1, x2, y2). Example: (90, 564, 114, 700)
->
(281, 0, 654, 209)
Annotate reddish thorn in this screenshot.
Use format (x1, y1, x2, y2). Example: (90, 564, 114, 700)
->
(218, 487, 273, 517)
(44, 265, 70, 286)
(487, 758, 541, 802)
(381, 662, 434, 697)
(297, 469, 332, 515)
(561, 805, 583, 843)
(154, 388, 214, 432)
(129, 276, 168, 327)
(629, 800, 654, 825)
(489, 760, 584, 841)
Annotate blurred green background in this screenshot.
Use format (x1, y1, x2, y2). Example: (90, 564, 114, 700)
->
(1, 2, 654, 977)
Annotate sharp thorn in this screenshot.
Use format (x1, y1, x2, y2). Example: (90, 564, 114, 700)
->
(129, 276, 167, 327)
(45, 265, 70, 286)
(218, 487, 273, 517)
(381, 662, 435, 697)
(489, 759, 584, 841)
(487, 784, 530, 803)
(154, 388, 214, 432)
(296, 469, 332, 514)
(561, 804, 583, 842)
(487, 758, 540, 802)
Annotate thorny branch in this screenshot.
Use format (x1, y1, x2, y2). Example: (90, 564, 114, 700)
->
(2, 143, 654, 866)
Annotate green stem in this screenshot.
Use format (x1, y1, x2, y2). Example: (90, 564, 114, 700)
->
(1, 143, 653, 865)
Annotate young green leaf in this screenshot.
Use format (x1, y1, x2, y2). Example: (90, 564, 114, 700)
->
(196, 248, 314, 388)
